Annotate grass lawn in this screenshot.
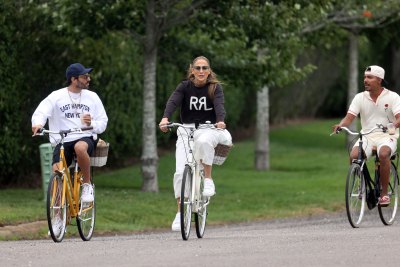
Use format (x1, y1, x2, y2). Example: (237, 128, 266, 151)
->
(0, 119, 351, 240)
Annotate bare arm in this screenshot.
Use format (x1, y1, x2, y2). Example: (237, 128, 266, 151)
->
(332, 113, 357, 133)
(393, 113, 400, 129)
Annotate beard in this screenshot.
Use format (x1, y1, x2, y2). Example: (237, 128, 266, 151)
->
(77, 80, 88, 89)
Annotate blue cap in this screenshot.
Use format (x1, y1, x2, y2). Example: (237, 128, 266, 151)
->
(66, 63, 93, 82)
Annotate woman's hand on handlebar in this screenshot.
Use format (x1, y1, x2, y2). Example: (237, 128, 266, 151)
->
(215, 121, 226, 129)
(159, 118, 170, 133)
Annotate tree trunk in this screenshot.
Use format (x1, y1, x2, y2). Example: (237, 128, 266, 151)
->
(390, 43, 400, 94)
(141, 0, 159, 192)
(346, 32, 359, 146)
(255, 85, 270, 170)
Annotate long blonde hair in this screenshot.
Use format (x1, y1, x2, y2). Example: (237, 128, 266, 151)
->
(186, 56, 221, 99)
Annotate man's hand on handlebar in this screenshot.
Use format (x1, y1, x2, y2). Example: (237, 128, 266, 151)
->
(332, 124, 342, 135)
(32, 124, 43, 136)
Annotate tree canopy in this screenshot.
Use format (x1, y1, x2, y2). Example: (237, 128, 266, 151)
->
(1, 0, 400, 186)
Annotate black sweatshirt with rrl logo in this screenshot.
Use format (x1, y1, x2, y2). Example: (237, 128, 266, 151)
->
(163, 80, 226, 124)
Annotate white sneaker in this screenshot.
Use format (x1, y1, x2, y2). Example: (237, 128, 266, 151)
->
(52, 217, 63, 236)
(81, 183, 94, 202)
(203, 178, 215, 197)
(171, 213, 181, 231)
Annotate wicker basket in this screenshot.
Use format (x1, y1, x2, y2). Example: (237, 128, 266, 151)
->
(213, 143, 232, 165)
(90, 140, 109, 167)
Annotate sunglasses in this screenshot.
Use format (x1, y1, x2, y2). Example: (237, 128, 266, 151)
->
(193, 66, 210, 71)
(77, 74, 90, 80)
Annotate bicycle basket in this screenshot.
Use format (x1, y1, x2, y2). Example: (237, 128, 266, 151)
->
(90, 139, 109, 167)
(213, 144, 232, 165)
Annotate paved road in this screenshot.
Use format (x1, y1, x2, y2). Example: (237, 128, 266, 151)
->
(2, 210, 400, 267)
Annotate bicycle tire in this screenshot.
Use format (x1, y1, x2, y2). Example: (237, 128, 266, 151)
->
(47, 173, 67, 242)
(378, 163, 399, 225)
(180, 165, 193, 240)
(77, 183, 96, 241)
(195, 174, 207, 238)
(345, 163, 366, 228)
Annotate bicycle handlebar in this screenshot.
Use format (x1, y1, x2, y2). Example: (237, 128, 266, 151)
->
(34, 126, 94, 137)
(164, 121, 216, 130)
(330, 123, 387, 136)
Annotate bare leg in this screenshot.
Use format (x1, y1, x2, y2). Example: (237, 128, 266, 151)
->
(176, 198, 180, 213)
(349, 147, 358, 164)
(379, 146, 392, 197)
(74, 141, 91, 184)
(203, 163, 212, 178)
(52, 163, 59, 172)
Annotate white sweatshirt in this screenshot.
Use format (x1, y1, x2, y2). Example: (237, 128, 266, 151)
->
(32, 87, 108, 144)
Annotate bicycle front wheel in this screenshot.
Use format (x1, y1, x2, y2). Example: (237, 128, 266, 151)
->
(378, 163, 399, 225)
(345, 163, 366, 228)
(195, 175, 207, 238)
(47, 173, 67, 242)
(180, 165, 193, 240)
(77, 184, 96, 241)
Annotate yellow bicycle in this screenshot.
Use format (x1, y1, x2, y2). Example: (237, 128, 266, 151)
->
(35, 127, 95, 242)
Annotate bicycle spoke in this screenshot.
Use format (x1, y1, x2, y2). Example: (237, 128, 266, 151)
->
(379, 163, 399, 225)
(47, 173, 67, 242)
(346, 164, 366, 228)
(180, 166, 193, 240)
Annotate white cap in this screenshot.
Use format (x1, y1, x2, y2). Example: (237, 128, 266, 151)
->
(365, 65, 385, 79)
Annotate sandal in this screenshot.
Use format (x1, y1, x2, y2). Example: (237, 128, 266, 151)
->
(379, 195, 390, 206)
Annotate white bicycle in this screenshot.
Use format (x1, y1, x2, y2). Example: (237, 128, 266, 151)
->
(166, 122, 215, 240)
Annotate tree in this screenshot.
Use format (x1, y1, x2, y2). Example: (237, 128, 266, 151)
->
(306, 1, 400, 144)
(138, 0, 209, 192)
(248, 1, 400, 170)
(229, 1, 318, 170)
(45, 0, 210, 192)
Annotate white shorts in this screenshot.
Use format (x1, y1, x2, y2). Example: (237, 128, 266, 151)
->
(353, 132, 397, 158)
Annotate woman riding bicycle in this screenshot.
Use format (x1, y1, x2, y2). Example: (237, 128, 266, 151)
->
(32, 63, 108, 203)
(159, 56, 232, 231)
(333, 65, 400, 206)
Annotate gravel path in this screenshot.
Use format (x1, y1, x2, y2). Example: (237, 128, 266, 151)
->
(2, 209, 400, 267)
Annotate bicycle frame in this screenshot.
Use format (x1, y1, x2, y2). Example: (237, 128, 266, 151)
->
(36, 126, 96, 242)
(351, 130, 380, 209)
(181, 127, 209, 213)
(336, 124, 400, 227)
(166, 122, 216, 239)
(53, 145, 84, 219)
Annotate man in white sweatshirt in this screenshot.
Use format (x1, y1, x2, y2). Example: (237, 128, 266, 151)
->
(32, 63, 108, 203)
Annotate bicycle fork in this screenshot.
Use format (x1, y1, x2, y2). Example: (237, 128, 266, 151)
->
(193, 166, 210, 213)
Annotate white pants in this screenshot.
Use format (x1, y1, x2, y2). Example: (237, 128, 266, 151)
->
(173, 124, 232, 198)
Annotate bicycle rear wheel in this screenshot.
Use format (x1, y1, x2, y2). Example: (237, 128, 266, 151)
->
(77, 184, 96, 241)
(180, 165, 193, 240)
(47, 173, 67, 242)
(345, 163, 366, 228)
(378, 163, 399, 225)
(195, 174, 207, 238)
